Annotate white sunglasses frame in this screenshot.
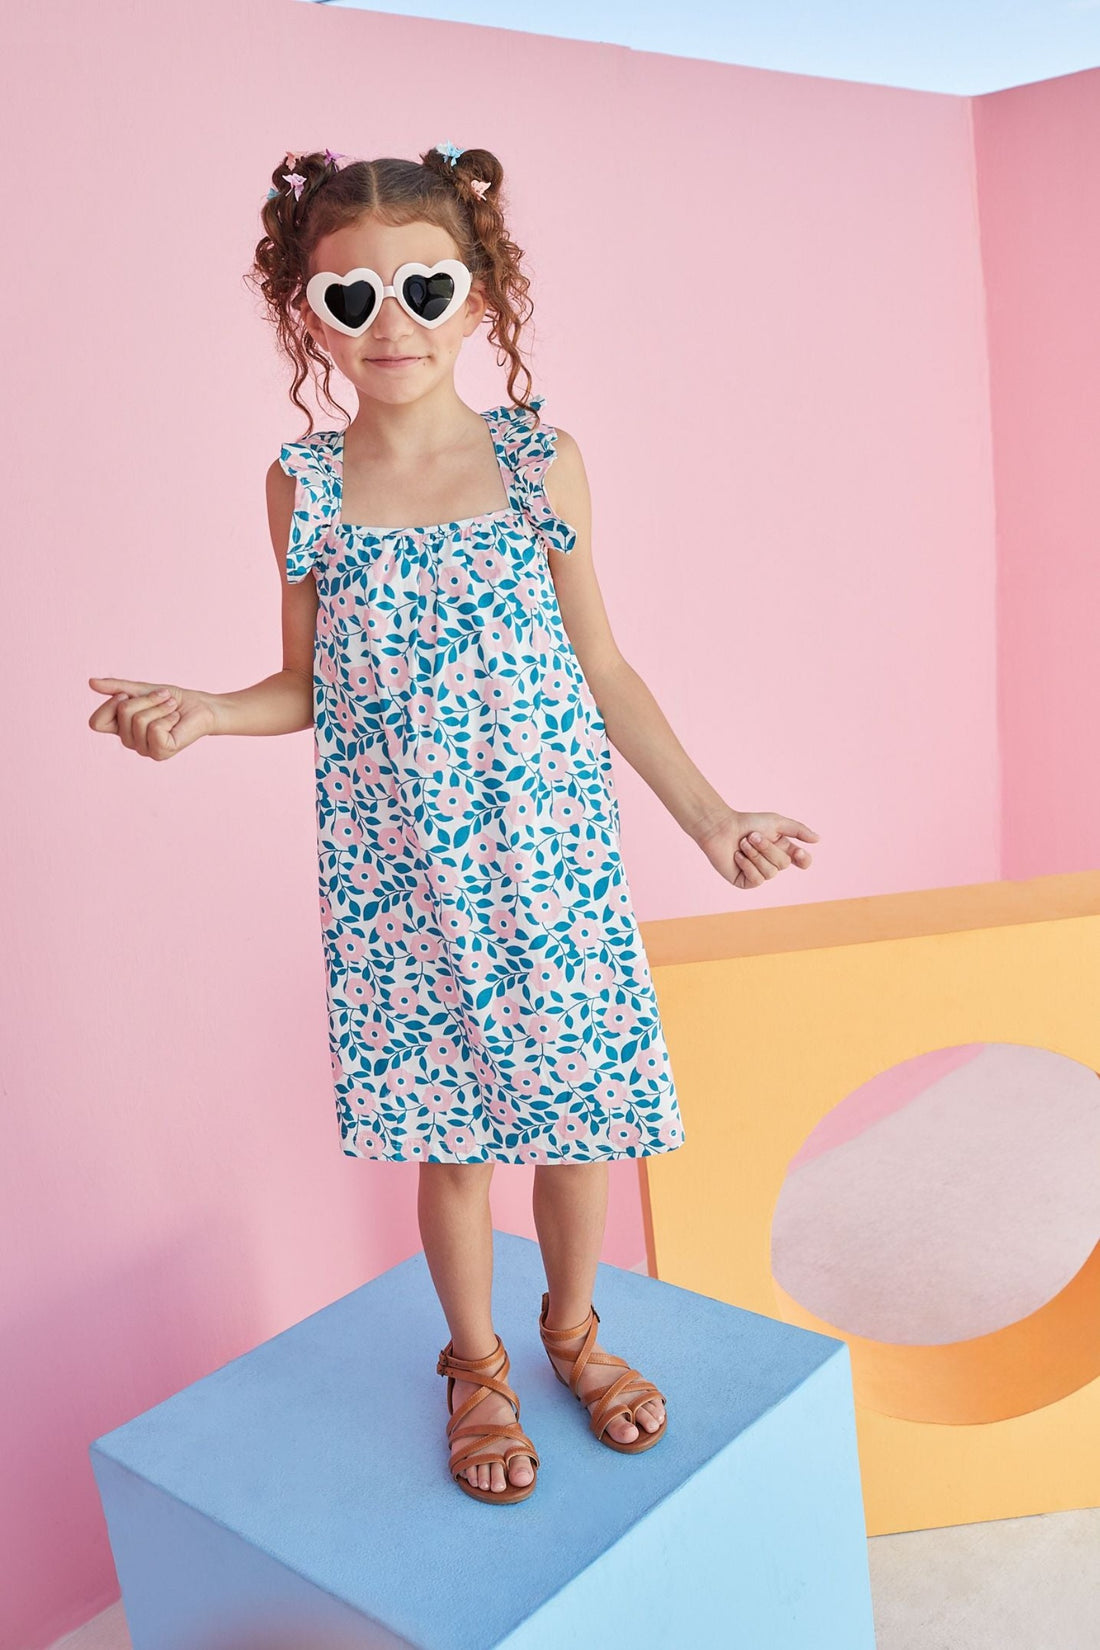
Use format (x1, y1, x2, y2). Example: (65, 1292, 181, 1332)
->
(304, 259, 473, 337)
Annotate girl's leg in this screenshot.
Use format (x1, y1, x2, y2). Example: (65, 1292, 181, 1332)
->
(417, 1160, 535, 1495)
(532, 1161, 665, 1444)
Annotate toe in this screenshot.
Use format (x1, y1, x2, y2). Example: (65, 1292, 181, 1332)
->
(509, 1457, 534, 1487)
(490, 1461, 506, 1493)
(637, 1399, 664, 1432)
(606, 1414, 639, 1443)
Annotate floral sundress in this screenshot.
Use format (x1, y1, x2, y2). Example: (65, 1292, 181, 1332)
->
(278, 393, 686, 1163)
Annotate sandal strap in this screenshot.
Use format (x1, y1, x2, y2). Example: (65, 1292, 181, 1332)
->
(448, 1419, 542, 1478)
(587, 1370, 668, 1441)
(437, 1333, 540, 1480)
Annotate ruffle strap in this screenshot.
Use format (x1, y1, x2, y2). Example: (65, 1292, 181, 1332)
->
(510, 393, 578, 557)
(277, 434, 339, 583)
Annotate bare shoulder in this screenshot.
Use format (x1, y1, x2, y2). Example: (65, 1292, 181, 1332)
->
(543, 424, 591, 539)
(265, 456, 298, 570)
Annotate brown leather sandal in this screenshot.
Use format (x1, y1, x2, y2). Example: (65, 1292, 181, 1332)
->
(436, 1332, 541, 1504)
(539, 1292, 668, 1454)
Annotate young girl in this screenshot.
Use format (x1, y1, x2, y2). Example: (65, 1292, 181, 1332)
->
(88, 142, 819, 1507)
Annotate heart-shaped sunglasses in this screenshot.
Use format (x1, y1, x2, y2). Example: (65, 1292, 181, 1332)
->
(305, 259, 472, 337)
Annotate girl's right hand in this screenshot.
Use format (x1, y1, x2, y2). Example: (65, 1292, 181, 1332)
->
(87, 677, 216, 759)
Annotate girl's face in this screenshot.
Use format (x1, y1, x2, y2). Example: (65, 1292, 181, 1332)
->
(303, 216, 487, 404)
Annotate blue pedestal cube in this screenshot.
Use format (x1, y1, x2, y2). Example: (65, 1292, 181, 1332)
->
(90, 1230, 875, 1649)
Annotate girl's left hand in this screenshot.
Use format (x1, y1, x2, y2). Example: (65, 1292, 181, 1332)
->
(697, 809, 820, 891)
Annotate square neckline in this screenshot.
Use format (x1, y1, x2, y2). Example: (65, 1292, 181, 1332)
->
(333, 406, 517, 538)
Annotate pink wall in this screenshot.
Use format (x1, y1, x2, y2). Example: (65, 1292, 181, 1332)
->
(972, 70, 1100, 877)
(3, 1, 1088, 1642)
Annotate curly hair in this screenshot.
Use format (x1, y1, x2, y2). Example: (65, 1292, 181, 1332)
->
(245, 145, 538, 437)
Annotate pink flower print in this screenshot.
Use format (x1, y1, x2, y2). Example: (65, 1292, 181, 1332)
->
(553, 1114, 590, 1149)
(543, 666, 569, 697)
(610, 884, 635, 915)
(587, 959, 614, 992)
(638, 1045, 665, 1080)
(526, 1012, 564, 1045)
(527, 888, 564, 926)
(414, 740, 446, 779)
(351, 1018, 390, 1052)
(422, 1085, 452, 1115)
(494, 996, 526, 1029)
(444, 658, 476, 694)
(322, 770, 355, 807)
(552, 1051, 590, 1085)
(416, 611, 439, 645)
(427, 862, 461, 896)
(593, 1074, 629, 1109)
(609, 1120, 642, 1151)
(511, 1065, 540, 1096)
(438, 905, 475, 940)
(502, 794, 540, 833)
(552, 796, 584, 829)
(346, 858, 386, 897)
(568, 915, 603, 950)
(385, 982, 421, 1016)
(439, 564, 473, 601)
(334, 929, 371, 966)
(480, 619, 518, 656)
(509, 720, 540, 757)
(522, 1143, 551, 1164)
(384, 1067, 417, 1101)
(488, 1095, 520, 1128)
(443, 1125, 478, 1156)
(329, 814, 365, 850)
(476, 547, 505, 580)
(406, 930, 444, 966)
(487, 904, 520, 944)
(319, 893, 333, 925)
(376, 655, 412, 694)
(501, 846, 536, 884)
(377, 826, 407, 858)
(482, 678, 517, 714)
(528, 957, 569, 996)
(540, 749, 568, 782)
(334, 696, 362, 736)
(408, 693, 435, 730)
(438, 775, 474, 821)
(430, 1035, 463, 1065)
(468, 739, 496, 772)
(602, 999, 641, 1036)
(659, 1117, 684, 1147)
(318, 648, 340, 688)
(347, 1083, 381, 1118)
(404, 1139, 428, 1159)
(573, 838, 609, 874)
(376, 912, 406, 944)
(345, 664, 376, 696)
(339, 975, 376, 1008)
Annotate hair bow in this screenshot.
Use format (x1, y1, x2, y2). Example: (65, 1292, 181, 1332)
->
(469, 178, 490, 200)
(434, 141, 463, 167)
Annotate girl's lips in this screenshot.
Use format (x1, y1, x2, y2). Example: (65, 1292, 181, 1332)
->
(368, 356, 422, 367)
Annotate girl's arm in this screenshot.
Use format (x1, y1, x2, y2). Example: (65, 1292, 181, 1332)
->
(205, 460, 317, 737)
(88, 462, 315, 755)
(543, 428, 735, 844)
(543, 429, 819, 886)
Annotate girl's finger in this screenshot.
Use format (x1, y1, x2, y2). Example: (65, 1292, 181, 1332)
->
(89, 676, 158, 697)
(733, 848, 766, 885)
(117, 689, 175, 752)
(740, 834, 784, 874)
(776, 817, 820, 842)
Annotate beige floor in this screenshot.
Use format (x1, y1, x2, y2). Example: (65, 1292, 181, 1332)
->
(53, 1506, 1100, 1650)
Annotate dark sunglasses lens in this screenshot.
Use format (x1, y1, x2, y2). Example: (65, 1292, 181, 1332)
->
(324, 280, 377, 330)
(402, 272, 456, 321)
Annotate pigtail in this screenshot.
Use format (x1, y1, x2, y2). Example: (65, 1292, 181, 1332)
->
(419, 145, 537, 425)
